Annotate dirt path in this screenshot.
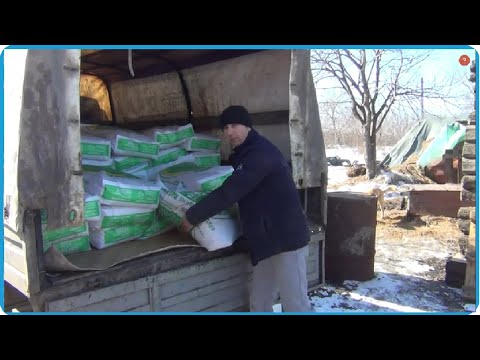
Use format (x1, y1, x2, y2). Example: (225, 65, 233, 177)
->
(309, 205, 473, 313)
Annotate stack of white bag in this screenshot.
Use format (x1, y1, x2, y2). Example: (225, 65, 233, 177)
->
(83, 171, 175, 249)
(42, 220, 91, 255)
(80, 125, 188, 249)
(40, 193, 99, 255)
(79, 123, 235, 251)
(80, 134, 115, 172)
(143, 123, 239, 251)
(82, 126, 162, 160)
(156, 169, 241, 252)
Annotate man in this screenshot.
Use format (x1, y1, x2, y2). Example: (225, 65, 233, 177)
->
(179, 105, 313, 312)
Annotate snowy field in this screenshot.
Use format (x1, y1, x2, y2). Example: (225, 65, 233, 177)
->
(303, 145, 478, 315)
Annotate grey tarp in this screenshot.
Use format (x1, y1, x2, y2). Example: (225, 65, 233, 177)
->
(379, 116, 459, 169)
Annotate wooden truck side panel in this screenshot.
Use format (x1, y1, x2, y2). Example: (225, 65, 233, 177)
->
(43, 238, 321, 312)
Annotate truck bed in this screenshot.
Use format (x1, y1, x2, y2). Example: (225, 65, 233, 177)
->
(30, 233, 324, 312)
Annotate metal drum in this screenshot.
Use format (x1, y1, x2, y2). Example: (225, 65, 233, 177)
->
(325, 192, 377, 282)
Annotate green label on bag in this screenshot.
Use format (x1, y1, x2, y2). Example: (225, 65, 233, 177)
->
(180, 191, 207, 202)
(103, 224, 151, 244)
(177, 191, 230, 216)
(82, 163, 116, 172)
(158, 205, 182, 225)
(117, 138, 159, 155)
(160, 162, 197, 176)
(84, 200, 100, 219)
(103, 184, 160, 205)
(140, 217, 174, 238)
(104, 168, 139, 179)
(115, 157, 151, 171)
(101, 211, 155, 228)
(200, 173, 232, 192)
(43, 223, 88, 243)
(128, 163, 150, 173)
(81, 143, 110, 157)
(151, 149, 188, 167)
(190, 138, 220, 151)
(195, 154, 220, 169)
(156, 127, 194, 144)
(176, 126, 195, 141)
(44, 236, 91, 254)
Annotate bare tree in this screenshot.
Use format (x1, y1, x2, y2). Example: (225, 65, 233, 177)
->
(318, 96, 352, 145)
(377, 110, 417, 146)
(311, 49, 445, 179)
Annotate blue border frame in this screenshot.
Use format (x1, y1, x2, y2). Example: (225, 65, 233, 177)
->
(0, 44, 478, 315)
(476, 49, 479, 314)
(3, 45, 475, 50)
(0, 48, 4, 313)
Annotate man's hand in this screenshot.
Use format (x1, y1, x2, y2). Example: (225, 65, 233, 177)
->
(179, 215, 194, 233)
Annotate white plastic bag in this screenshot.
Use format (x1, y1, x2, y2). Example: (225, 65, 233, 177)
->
(84, 194, 102, 221)
(81, 135, 112, 161)
(157, 179, 240, 251)
(89, 223, 151, 249)
(82, 158, 115, 172)
(83, 126, 161, 160)
(167, 165, 234, 192)
(191, 216, 241, 251)
(84, 171, 163, 209)
(193, 151, 221, 170)
(138, 214, 176, 239)
(145, 124, 195, 149)
(181, 133, 221, 152)
(135, 154, 197, 181)
(88, 205, 156, 229)
(113, 156, 152, 175)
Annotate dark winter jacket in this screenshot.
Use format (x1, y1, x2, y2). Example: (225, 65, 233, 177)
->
(185, 129, 310, 266)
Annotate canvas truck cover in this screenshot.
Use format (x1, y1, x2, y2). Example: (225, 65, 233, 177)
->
(4, 49, 84, 234)
(108, 50, 327, 188)
(3, 49, 326, 235)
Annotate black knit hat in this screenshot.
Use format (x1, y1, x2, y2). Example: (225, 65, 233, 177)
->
(218, 105, 252, 129)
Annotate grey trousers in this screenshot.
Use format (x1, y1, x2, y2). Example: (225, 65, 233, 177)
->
(249, 245, 313, 313)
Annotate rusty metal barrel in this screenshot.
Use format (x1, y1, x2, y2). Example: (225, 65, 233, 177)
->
(325, 192, 377, 282)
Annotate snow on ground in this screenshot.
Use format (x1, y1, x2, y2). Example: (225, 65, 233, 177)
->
(310, 235, 471, 313)
(326, 146, 393, 188)
(325, 145, 392, 165)
(308, 145, 478, 314)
